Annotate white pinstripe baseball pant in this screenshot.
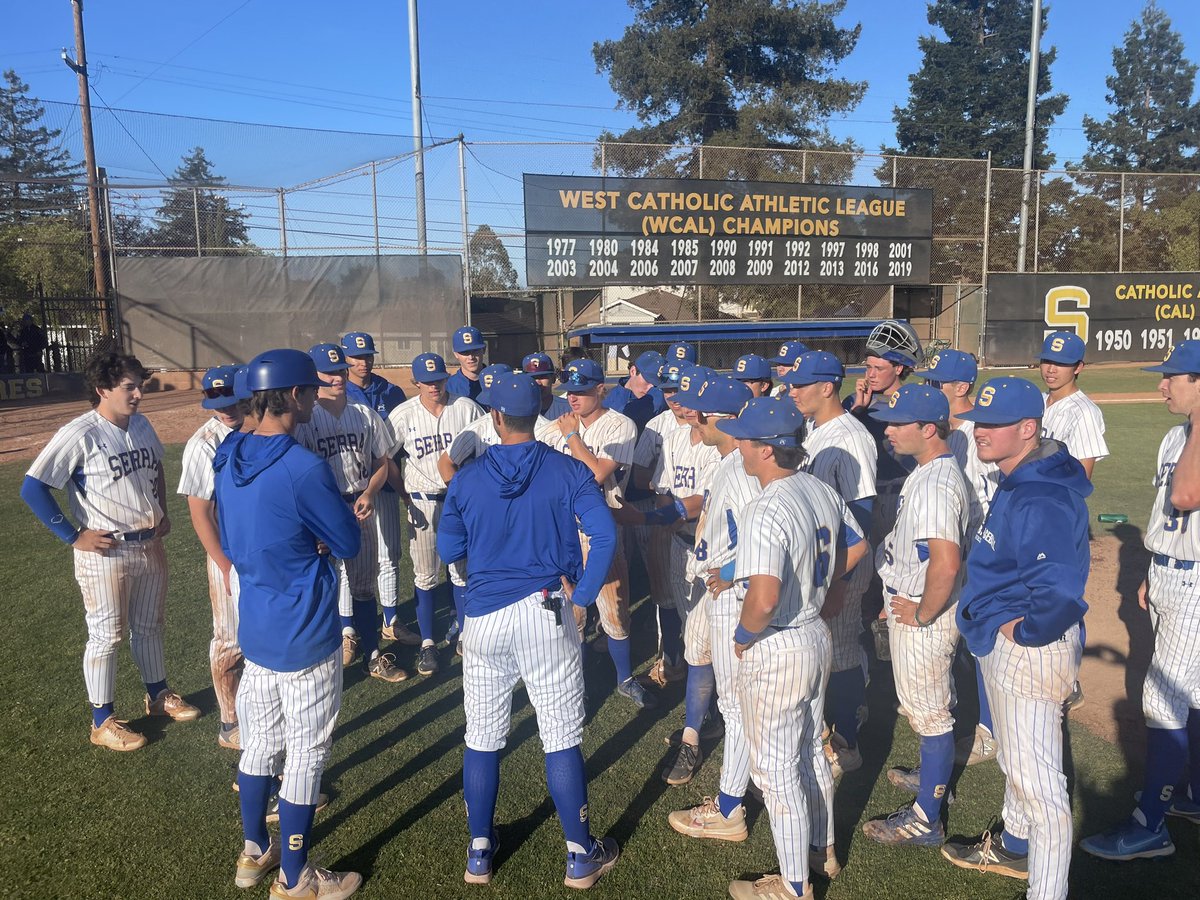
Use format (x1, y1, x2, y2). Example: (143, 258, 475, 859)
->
(1145, 560, 1200, 729)
(711, 587, 752, 800)
(407, 496, 466, 591)
(206, 556, 242, 723)
(374, 491, 404, 608)
(337, 512, 380, 619)
(887, 594, 959, 737)
(980, 624, 1080, 900)
(829, 560, 870, 672)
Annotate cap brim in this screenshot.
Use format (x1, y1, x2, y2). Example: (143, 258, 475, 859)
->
(201, 396, 238, 410)
(956, 408, 1031, 424)
(1039, 354, 1083, 365)
(868, 408, 920, 423)
(1141, 363, 1189, 374)
(413, 373, 448, 383)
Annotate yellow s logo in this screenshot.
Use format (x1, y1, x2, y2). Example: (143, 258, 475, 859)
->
(791, 357, 802, 370)
(698, 381, 708, 396)
(887, 391, 900, 408)
(1043, 286, 1090, 344)
(930, 354, 941, 369)
(327, 348, 340, 363)
(211, 378, 225, 387)
(736, 359, 747, 373)
(978, 386, 996, 407)
(462, 332, 474, 345)
(680, 375, 691, 392)
(288, 834, 304, 851)
(424, 358, 437, 372)
(1050, 337, 1066, 353)
(355, 336, 366, 349)
(778, 343, 788, 357)
(675, 346, 686, 359)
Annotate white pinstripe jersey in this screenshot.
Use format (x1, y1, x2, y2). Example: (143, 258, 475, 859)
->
(735, 471, 861, 627)
(177, 416, 234, 500)
(802, 412, 877, 503)
(447, 413, 500, 466)
(950, 419, 999, 518)
(634, 409, 688, 471)
(876, 455, 973, 598)
(1145, 424, 1200, 560)
(538, 408, 637, 507)
(655, 425, 720, 499)
(687, 448, 761, 582)
(295, 400, 393, 494)
(1042, 389, 1109, 462)
(387, 394, 484, 494)
(27, 410, 164, 533)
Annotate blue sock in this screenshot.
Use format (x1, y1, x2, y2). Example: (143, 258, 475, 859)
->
(916, 732, 955, 821)
(717, 791, 743, 819)
(452, 584, 467, 635)
(545, 746, 590, 849)
(144, 679, 167, 699)
(415, 588, 436, 642)
(1000, 830, 1029, 856)
(607, 635, 632, 684)
(237, 772, 273, 852)
(463, 748, 500, 840)
(1188, 708, 1200, 802)
(339, 614, 355, 632)
(827, 667, 866, 749)
(684, 664, 715, 733)
(91, 702, 115, 728)
(659, 607, 683, 664)
(790, 881, 806, 897)
(278, 799, 316, 886)
(382, 605, 396, 626)
(1137, 726, 1189, 830)
(975, 659, 993, 733)
(352, 600, 378, 659)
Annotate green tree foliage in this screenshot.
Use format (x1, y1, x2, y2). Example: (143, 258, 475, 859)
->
(891, 0, 1067, 168)
(0, 218, 92, 300)
(468, 224, 519, 293)
(152, 147, 254, 256)
(0, 70, 82, 224)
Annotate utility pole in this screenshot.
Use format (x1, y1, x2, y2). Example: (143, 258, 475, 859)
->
(1015, 0, 1042, 273)
(408, 0, 428, 255)
(63, 0, 108, 299)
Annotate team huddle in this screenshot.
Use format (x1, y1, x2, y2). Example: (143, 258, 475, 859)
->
(18, 320, 1200, 900)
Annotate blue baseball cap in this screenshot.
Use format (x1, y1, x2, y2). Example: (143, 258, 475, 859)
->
(477, 363, 515, 404)
(245, 349, 323, 392)
(341, 331, 376, 356)
(309, 343, 348, 374)
(1143, 340, 1200, 375)
(869, 384, 950, 424)
(200, 365, 239, 409)
(782, 351, 845, 386)
(232, 365, 251, 401)
(659, 363, 686, 390)
(412, 352, 450, 383)
(477, 372, 541, 417)
(732, 353, 771, 381)
(522, 352, 555, 376)
(677, 374, 753, 414)
(1039, 331, 1086, 365)
(453, 326, 485, 353)
(958, 376, 1046, 424)
(769, 339, 811, 366)
(561, 358, 605, 392)
(716, 397, 805, 447)
(634, 351, 666, 385)
(667, 341, 697, 363)
(673, 366, 714, 404)
(917, 349, 977, 384)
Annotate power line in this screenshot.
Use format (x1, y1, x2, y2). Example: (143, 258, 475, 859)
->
(87, 84, 171, 180)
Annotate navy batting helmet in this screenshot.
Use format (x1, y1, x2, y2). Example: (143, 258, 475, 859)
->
(245, 349, 323, 392)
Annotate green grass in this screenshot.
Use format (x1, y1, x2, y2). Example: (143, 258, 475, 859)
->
(977, 363, 1163, 396)
(1, 424, 1196, 900)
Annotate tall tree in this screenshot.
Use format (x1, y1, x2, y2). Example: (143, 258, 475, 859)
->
(0, 70, 82, 223)
(891, 0, 1067, 168)
(594, 0, 865, 152)
(152, 147, 253, 256)
(468, 224, 519, 293)
(1082, 2, 1200, 174)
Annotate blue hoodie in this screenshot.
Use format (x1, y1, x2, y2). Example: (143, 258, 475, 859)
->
(346, 373, 406, 418)
(604, 384, 666, 433)
(214, 431, 360, 671)
(436, 440, 617, 615)
(957, 440, 1091, 656)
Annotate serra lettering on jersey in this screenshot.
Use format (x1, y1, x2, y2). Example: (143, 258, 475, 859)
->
(107, 446, 157, 480)
(314, 433, 363, 458)
(410, 431, 454, 459)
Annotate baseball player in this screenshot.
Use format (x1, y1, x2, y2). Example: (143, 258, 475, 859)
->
(666, 340, 697, 365)
(177, 364, 249, 749)
(1081, 341, 1200, 861)
(213, 348, 362, 898)
(716, 397, 866, 899)
(341, 331, 419, 648)
(603, 349, 666, 432)
(295, 344, 406, 683)
(943, 377, 1088, 900)
(523, 352, 571, 420)
(387, 352, 484, 676)
(768, 339, 809, 399)
(784, 351, 877, 779)
(538, 358, 650, 708)
(437, 373, 621, 889)
(438, 363, 512, 485)
(1038, 331, 1109, 479)
(447, 325, 486, 401)
(861, 385, 973, 848)
(918, 349, 1001, 767)
(733, 353, 773, 397)
(21, 351, 198, 751)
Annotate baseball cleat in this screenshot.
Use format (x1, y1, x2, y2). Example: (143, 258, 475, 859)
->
(862, 803, 945, 846)
(616, 676, 655, 709)
(809, 844, 841, 880)
(668, 797, 748, 842)
(416, 645, 440, 677)
(941, 830, 1028, 879)
(464, 833, 498, 885)
(663, 741, 703, 785)
(955, 727, 998, 766)
(444, 619, 461, 645)
(1080, 817, 1175, 861)
(89, 715, 146, 752)
(341, 634, 359, 666)
(456, 638, 464, 658)
(235, 840, 280, 888)
(269, 862, 362, 899)
(564, 835, 619, 889)
(366, 652, 409, 682)
(647, 656, 687, 687)
(219, 725, 242, 750)
(145, 689, 200, 721)
(664, 716, 724, 746)
(266, 792, 329, 824)
(1135, 789, 1200, 824)
(825, 732, 862, 779)
(728, 874, 813, 899)
(1063, 681, 1085, 713)
(886, 765, 956, 805)
(381, 621, 421, 646)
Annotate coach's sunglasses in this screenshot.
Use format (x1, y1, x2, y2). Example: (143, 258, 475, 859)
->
(203, 384, 235, 399)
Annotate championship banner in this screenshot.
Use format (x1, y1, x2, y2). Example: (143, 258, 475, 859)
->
(985, 273, 1200, 365)
(524, 174, 932, 288)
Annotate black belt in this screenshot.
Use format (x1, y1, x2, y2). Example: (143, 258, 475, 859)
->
(1152, 553, 1195, 570)
(410, 492, 447, 502)
(119, 528, 157, 542)
(341, 491, 363, 503)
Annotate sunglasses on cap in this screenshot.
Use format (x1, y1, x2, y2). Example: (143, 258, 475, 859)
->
(203, 385, 235, 400)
